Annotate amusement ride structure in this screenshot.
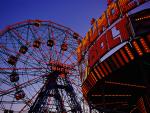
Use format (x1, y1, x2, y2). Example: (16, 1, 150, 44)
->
(0, 20, 84, 113)
(0, 0, 150, 113)
(78, 0, 150, 113)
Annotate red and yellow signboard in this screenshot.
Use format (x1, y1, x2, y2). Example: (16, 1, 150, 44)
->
(77, 0, 149, 65)
(89, 16, 130, 67)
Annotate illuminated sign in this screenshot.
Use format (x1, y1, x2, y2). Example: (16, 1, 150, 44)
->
(82, 35, 150, 95)
(49, 60, 72, 74)
(76, 0, 149, 65)
(88, 16, 130, 67)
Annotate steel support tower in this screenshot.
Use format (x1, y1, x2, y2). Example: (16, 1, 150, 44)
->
(29, 72, 82, 113)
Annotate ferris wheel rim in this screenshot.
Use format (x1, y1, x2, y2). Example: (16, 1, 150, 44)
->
(0, 19, 84, 112)
(0, 19, 83, 39)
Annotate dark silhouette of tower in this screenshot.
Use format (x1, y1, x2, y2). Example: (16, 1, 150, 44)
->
(29, 71, 82, 113)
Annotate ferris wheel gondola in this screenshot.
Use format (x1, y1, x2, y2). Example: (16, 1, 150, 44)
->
(0, 20, 87, 112)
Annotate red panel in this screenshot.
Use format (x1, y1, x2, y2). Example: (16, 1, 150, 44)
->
(115, 15, 130, 41)
(82, 36, 90, 54)
(124, 45, 134, 60)
(119, 49, 130, 63)
(107, 0, 113, 5)
(132, 41, 143, 56)
(90, 72, 96, 86)
(91, 21, 99, 44)
(76, 44, 82, 63)
(96, 34, 109, 58)
(100, 63, 109, 75)
(106, 29, 121, 49)
(107, 2, 120, 24)
(111, 55, 121, 69)
(118, 0, 137, 14)
(88, 34, 108, 67)
(115, 52, 125, 66)
(89, 28, 94, 43)
(94, 68, 102, 80)
(140, 38, 150, 53)
(97, 65, 105, 78)
(97, 12, 109, 34)
(88, 45, 99, 67)
(91, 72, 98, 85)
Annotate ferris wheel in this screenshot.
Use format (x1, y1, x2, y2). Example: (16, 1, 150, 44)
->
(0, 20, 86, 113)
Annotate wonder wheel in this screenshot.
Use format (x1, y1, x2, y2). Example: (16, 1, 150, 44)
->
(0, 20, 84, 113)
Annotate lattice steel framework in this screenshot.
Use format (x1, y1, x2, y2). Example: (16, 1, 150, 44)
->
(0, 20, 84, 113)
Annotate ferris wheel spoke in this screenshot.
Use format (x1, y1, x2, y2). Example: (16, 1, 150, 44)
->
(25, 24, 30, 42)
(26, 50, 48, 67)
(0, 44, 48, 68)
(56, 41, 66, 62)
(0, 53, 12, 70)
(0, 78, 13, 88)
(58, 50, 77, 66)
(0, 73, 45, 96)
(37, 47, 50, 63)
(50, 29, 60, 61)
(10, 28, 49, 66)
(47, 26, 54, 60)
(30, 25, 51, 60)
(11, 29, 29, 45)
(63, 50, 77, 64)
(31, 22, 47, 39)
(19, 84, 44, 113)
(0, 20, 84, 112)
(7, 32, 19, 53)
(0, 67, 45, 71)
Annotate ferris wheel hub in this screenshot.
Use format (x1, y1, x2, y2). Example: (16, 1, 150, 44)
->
(0, 19, 84, 113)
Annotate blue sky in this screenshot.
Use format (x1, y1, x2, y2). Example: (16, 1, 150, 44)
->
(0, 0, 107, 36)
(0, 0, 149, 37)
